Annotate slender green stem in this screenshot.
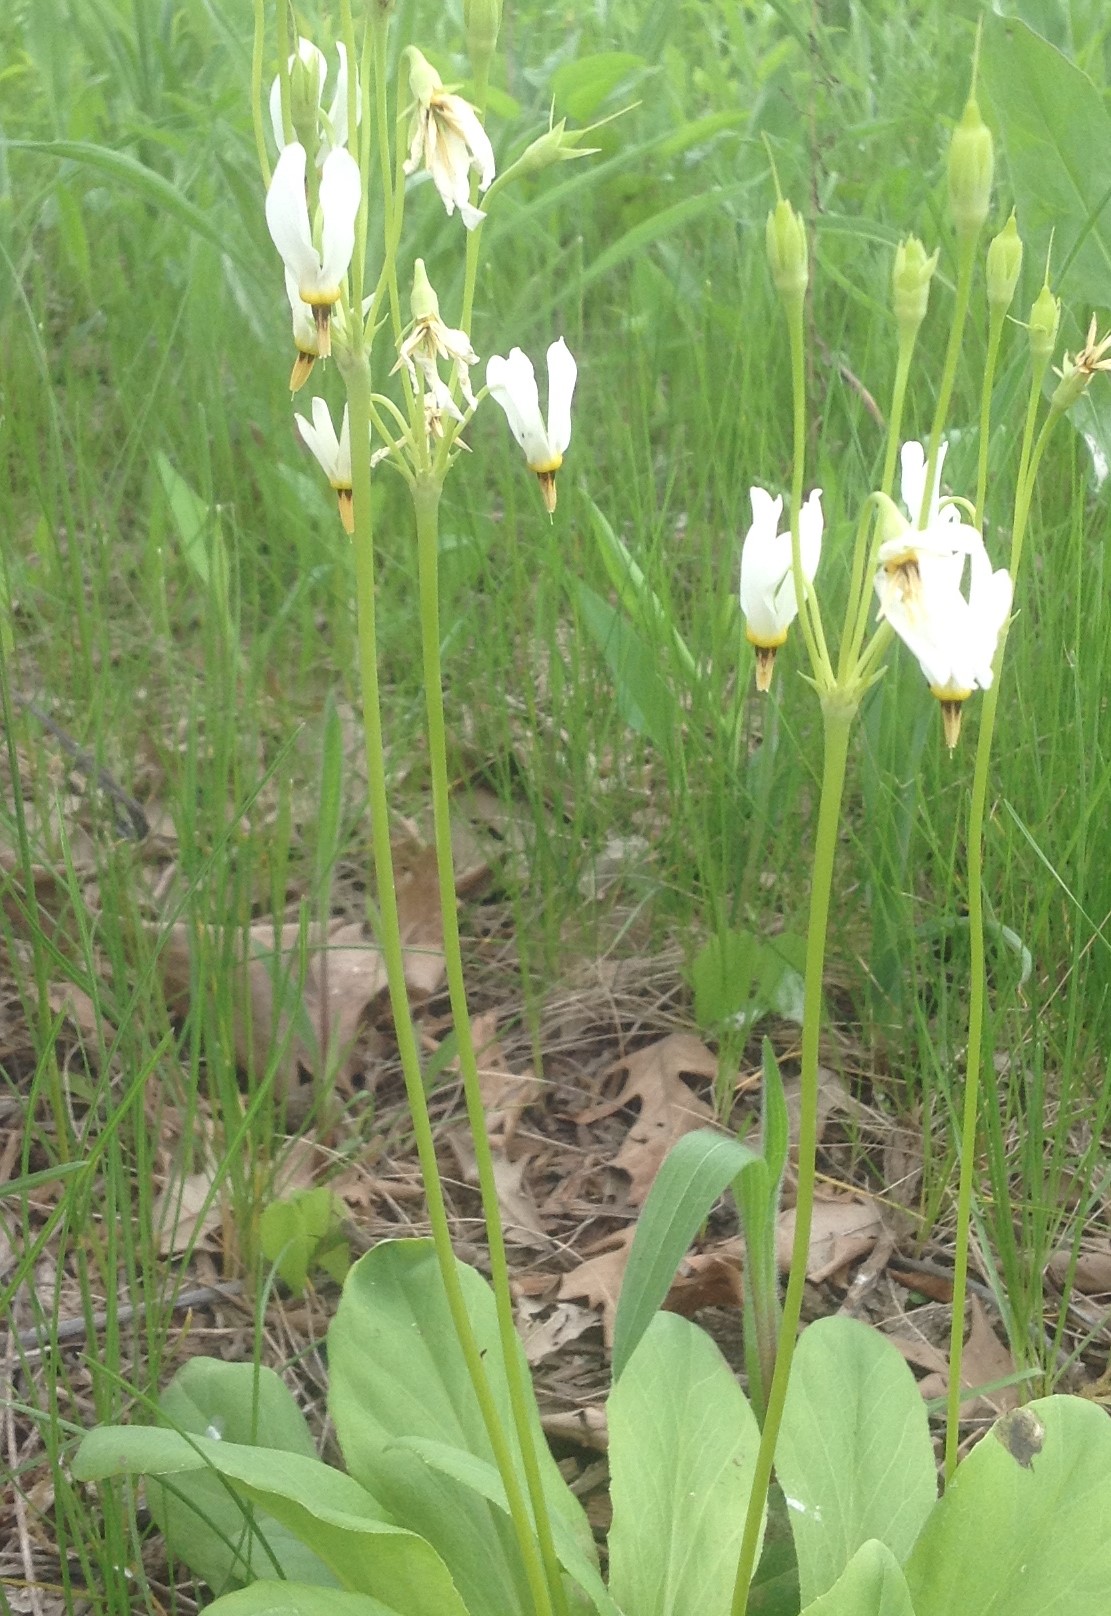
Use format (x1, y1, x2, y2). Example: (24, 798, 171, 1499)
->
(974, 310, 1006, 527)
(250, 0, 271, 188)
(921, 238, 977, 524)
(942, 378, 1059, 1483)
(412, 472, 568, 1616)
(731, 703, 854, 1615)
(784, 297, 831, 686)
(345, 363, 553, 1616)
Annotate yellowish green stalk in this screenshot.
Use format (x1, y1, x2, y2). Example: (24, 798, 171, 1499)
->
(731, 703, 854, 1615)
(921, 237, 978, 524)
(345, 361, 554, 1616)
(413, 472, 569, 1616)
(943, 367, 1059, 1483)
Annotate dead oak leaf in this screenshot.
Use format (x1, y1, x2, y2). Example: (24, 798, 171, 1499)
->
(557, 1227, 636, 1349)
(156, 849, 445, 1093)
(776, 1192, 884, 1284)
(914, 1295, 1019, 1418)
(608, 1033, 719, 1206)
(470, 1009, 543, 1148)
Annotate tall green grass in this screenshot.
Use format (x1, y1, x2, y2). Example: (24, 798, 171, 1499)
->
(2, 0, 1110, 1602)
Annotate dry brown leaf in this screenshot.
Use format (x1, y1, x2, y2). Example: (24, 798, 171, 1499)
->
(1048, 1242, 1111, 1296)
(151, 1150, 226, 1260)
(608, 1033, 719, 1206)
(448, 1128, 548, 1247)
(471, 1010, 543, 1148)
(558, 1227, 637, 1348)
(664, 1244, 744, 1316)
(47, 982, 116, 1045)
(913, 1296, 1019, 1417)
(776, 1193, 884, 1283)
(519, 1299, 599, 1365)
(157, 849, 446, 1093)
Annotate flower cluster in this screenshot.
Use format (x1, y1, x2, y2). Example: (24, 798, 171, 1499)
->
(875, 442, 1012, 748)
(262, 35, 577, 521)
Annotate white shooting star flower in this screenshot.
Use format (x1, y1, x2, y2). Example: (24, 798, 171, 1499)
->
(875, 439, 981, 622)
(485, 338, 577, 514)
(395, 258, 479, 409)
(881, 532, 1012, 748)
(296, 397, 354, 533)
(403, 49, 495, 230)
(739, 486, 823, 691)
(269, 37, 358, 159)
(266, 142, 361, 358)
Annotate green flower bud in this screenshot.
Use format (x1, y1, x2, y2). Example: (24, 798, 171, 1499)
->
(404, 46, 442, 106)
(410, 258, 440, 323)
(986, 212, 1023, 312)
(289, 47, 325, 135)
(766, 199, 808, 303)
(948, 96, 994, 240)
(892, 236, 939, 337)
(1028, 282, 1061, 364)
(463, 0, 501, 76)
(493, 118, 602, 189)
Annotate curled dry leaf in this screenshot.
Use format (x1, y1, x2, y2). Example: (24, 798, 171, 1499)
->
(470, 1009, 544, 1148)
(607, 1032, 719, 1206)
(906, 1295, 1019, 1418)
(1048, 1241, 1111, 1296)
(776, 1192, 885, 1283)
(155, 846, 446, 1093)
(557, 1226, 637, 1349)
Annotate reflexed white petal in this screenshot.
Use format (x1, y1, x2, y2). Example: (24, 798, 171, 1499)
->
(884, 533, 1011, 697)
(269, 38, 327, 151)
(265, 143, 319, 289)
(336, 405, 352, 482)
(430, 128, 474, 218)
(545, 339, 577, 456)
(486, 349, 549, 464)
(739, 486, 822, 645)
(296, 397, 342, 480)
(318, 147, 361, 292)
(445, 94, 495, 192)
(284, 267, 318, 352)
(459, 200, 487, 230)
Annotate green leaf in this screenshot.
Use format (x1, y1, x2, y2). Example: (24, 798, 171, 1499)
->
(607, 1313, 763, 1616)
(799, 1540, 916, 1616)
(905, 1395, 1111, 1615)
(328, 1241, 593, 1616)
(613, 1128, 759, 1381)
(573, 581, 682, 751)
(690, 927, 807, 1032)
(776, 1316, 936, 1607)
(6, 139, 257, 276)
(148, 1358, 328, 1593)
(203, 1585, 408, 1616)
(74, 1427, 467, 1616)
(259, 1188, 351, 1296)
(584, 498, 697, 682)
(981, 17, 1111, 308)
(395, 1439, 618, 1616)
(551, 53, 647, 121)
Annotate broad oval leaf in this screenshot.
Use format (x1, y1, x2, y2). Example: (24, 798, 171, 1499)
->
(328, 1240, 592, 1616)
(777, 1316, 936, 1606)
(799, 1540, 916, 1616)
(905, 1394, 1111, 1615)
(607, 1312, 763, 1616)
(201, 1581, 417, 1616)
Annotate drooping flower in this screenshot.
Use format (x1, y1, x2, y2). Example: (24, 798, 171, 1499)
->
(284, 268, 320, 394)
(266, 142, 361, 358)
(269, 37, 357, 159)
(403, 48, 495, 230)
(295, 398, 354, 533)
(874, 440, 980, 623)
(395, 258, 479, 409)
(881, 534, 1012, 748)
(738, 486, 823, 691)
(485, 339, 577, 513)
